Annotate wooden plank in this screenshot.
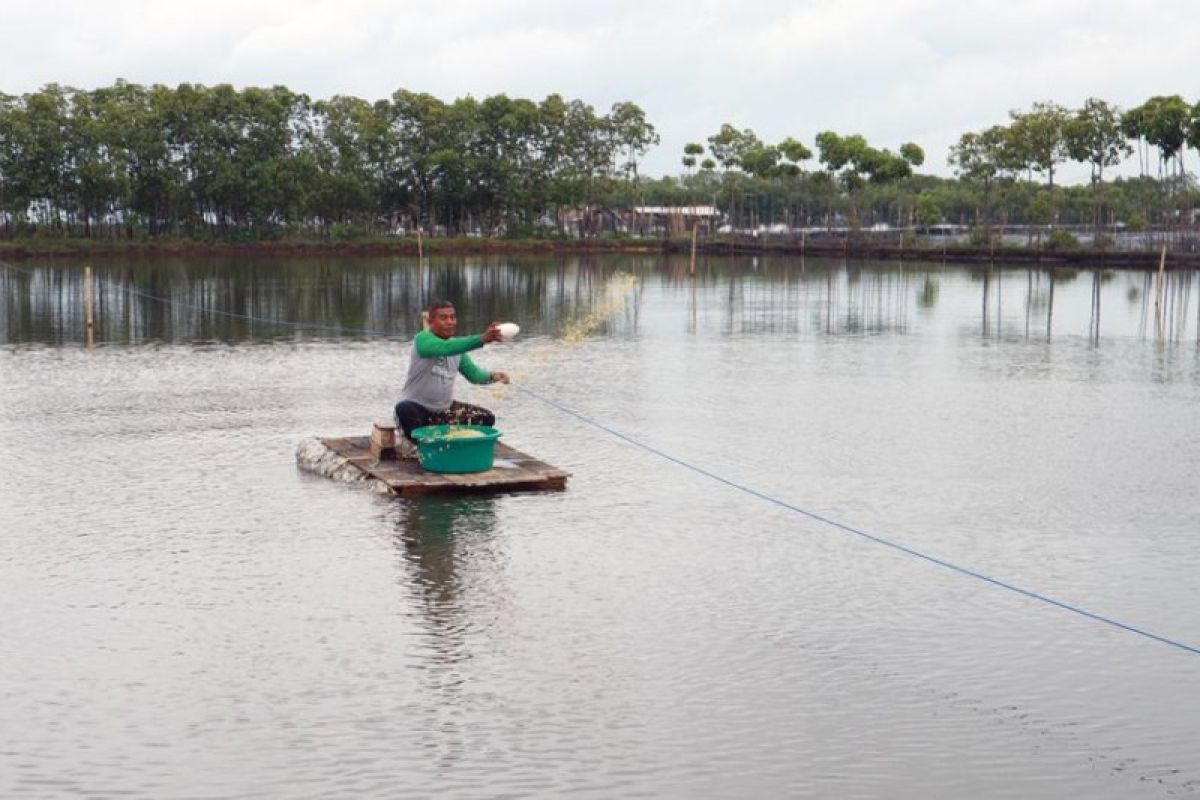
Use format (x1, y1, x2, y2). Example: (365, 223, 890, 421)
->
(322, 437, 358, 454)
(442, 470, 518, 487)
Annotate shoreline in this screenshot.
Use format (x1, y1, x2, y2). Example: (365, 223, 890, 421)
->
(0, 237, 661, 260)
(1, 236, 1196, 269)
(671, 238, 1200, 268)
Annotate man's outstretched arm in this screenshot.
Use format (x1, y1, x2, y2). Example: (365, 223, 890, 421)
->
(414, 329, 484, 358)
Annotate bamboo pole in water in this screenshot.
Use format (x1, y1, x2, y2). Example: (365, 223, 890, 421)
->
(417, 228, 427, 305)
(84, 265, 94, 349)
(689, 224, 697, 274)
(1046, 270, 1055, 338)
(1154, 245, 1166, 340)
(689, 269, 697, 334)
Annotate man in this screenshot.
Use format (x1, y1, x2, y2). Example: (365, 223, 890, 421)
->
(394, 300, 510, 443)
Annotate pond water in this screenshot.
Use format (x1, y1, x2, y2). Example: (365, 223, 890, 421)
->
(2, 254, 1199, 798)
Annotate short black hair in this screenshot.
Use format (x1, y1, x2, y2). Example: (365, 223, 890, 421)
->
(427, 299, 455, 314)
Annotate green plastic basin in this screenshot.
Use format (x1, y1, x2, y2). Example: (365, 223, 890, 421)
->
(410, 424, 502, 473)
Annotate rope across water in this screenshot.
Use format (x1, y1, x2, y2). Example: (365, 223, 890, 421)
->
(4, 260, 1198, 657)
(513, 384, 1200, 657)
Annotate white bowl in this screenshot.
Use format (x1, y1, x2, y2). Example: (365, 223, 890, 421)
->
(497, 322, 520, 341)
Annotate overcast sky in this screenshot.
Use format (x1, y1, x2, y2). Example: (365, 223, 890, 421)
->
(3, 0, 1197, 183)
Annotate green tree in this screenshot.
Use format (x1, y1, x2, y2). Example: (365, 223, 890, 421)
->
(1121, 103, 1153, 176)
(948, 125, 1011, 231)
(899, 142, 924, 167)
(108, 82, 186, 236)
(776, 137, 813, 226)
(706, 124, 761, 171)
(1139, 95, 1191, 179)
(1189, 100, 1200, 162)
(64, 87, 122, 237)
(705, 124, 765, 225)
(915, 193, 941, 226)
(386, 89, 455, 231)
(1064, 97, 1131, 234)
(8, 85, 75, 229)
(308, 94, 385, 230)
(778, 137, 813, 167)
(1008, 101, 1070, 189)
(607, 101, 658, 180)
(815, 132, 922, 226)
(0, 92, 17, 230)
(1064, 98, 1130, 185)
(1026, 189, 1053, 244)
(739, 144, 780, 178)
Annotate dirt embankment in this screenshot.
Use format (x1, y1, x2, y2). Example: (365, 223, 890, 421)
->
(0, 237, 661, 260)
(2, 236, 1196, 268)
(669, 238, 1200, 268)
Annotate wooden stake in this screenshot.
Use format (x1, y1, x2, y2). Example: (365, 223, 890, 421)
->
(417, 228, 423, 261)
(1155, 245, 1167, 339)
(84, 265, 94, 349)
(689, 224, 697, 274)
(690, 270, 697, 333)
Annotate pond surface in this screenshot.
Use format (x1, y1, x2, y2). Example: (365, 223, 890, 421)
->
(2, 254, 1199, 798)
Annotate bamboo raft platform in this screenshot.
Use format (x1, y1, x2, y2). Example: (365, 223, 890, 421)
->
(296, 422, 569, 498)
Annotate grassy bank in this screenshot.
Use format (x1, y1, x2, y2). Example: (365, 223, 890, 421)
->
(0, 235, 665, 260)
(674, 236, 1200, 268)
(1, 234, 1196, 268)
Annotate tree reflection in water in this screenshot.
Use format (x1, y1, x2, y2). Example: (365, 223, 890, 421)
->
(4, 255, 1195, 347)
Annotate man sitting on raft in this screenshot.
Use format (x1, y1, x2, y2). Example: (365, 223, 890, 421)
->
(394, 300, 510, 443)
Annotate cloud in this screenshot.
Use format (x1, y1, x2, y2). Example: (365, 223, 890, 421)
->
(3, 0, 1199, 181)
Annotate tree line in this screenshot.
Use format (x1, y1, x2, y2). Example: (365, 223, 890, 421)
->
(0, 81, 657, 239)
(1, 82, 1199, 242)
(663, 96, 1199, 238)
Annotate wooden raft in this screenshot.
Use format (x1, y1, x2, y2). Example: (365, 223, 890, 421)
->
(319, 422, 569, 498)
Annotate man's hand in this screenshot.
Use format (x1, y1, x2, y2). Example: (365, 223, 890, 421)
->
(481, 322, 502, 344)
(490, 372, 510, 385)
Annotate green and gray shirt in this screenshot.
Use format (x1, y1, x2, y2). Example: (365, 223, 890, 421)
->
(399, 329, 492, 411)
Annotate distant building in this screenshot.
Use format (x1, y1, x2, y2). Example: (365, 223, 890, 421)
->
(628, 206, 722, 235)
(555, 206, 624, 237)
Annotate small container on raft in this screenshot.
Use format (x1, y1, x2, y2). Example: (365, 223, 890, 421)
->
(411, 424, 503, 473)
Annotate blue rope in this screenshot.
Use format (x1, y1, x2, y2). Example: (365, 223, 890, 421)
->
(514, 388, 1200, 658)
(4, 261, 1199, 657)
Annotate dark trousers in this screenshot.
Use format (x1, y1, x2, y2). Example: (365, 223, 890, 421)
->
(394, 400, 496, 441)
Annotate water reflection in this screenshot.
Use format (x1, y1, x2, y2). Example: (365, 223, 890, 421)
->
(0, 257, 590, 345)
(1156, 268, 1196, 342)
(3, 255, 1198, 347)
(385, 495, 508, 776)
(668, 258, 919, 336)
(392, 496, 502, 667)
